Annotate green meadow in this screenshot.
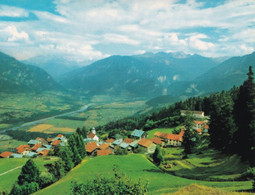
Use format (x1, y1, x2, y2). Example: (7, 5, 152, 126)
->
(35, 154, 252, 195)
(0, 157, 59, 193)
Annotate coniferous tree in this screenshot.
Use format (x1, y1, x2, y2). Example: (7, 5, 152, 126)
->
(182, 114, 195, 155)
(153, 145, 164, 165)
(10, 159, 40, 195)
(234, 66, 255, 164)
(209, 92, 237, 153)
(54, 146, 74, 172)
(17, 159, 40, 185)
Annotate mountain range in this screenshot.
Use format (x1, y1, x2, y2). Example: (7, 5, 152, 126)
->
(0, 52, 60, 92)
(1, 51, 254, 99)
(59, 52, 218, 97)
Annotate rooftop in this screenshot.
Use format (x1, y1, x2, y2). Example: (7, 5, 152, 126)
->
(131, 129, 145, 138)
(85, 142, 98, 153)
(0, 151, 13, 158)
(97, 149, 112, 156)
(138, 138, 153, 148)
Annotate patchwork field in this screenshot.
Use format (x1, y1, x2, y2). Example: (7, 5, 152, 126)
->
(0, 157, 59, 193)
(18, 98, 147, 134)
(35, 154, 252, 195)
(0, 92, 84, 131)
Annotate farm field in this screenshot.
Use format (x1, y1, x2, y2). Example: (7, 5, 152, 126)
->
(19, 98, 147, 134)
(0, 139, 27, 153)
(0, 92, 84, 131)
(0, 157, 59, 193)
(35, 154, 252, 195)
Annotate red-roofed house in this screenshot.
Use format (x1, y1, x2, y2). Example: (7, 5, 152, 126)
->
(32, 143, 42, 151)
(138, 138, 156, 153)
(16, 145, 30, 154)
(0, 151, 13, 158)
(123, 138, 134, 144)
(193, 120, 209, 134)
(37, 149, 49, 157)
(57, 134, 63, 138)
(87, 132, 99, 142)
(97, 149, 112, 156)
(85, 142, 98, 155)
(150, 137, 163, 145)
(52, 139, 62, 147)
(98, 143, 110, 150)
(106, 138, 115, 143)
(154, 130, 184, 146)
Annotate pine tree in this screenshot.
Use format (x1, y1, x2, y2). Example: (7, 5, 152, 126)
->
(153, 145, 164, 165)
(182, 114, 195, 155)
(55, 146, 74, 172)
(18, 159, 40, 185)
(209, 92, 237, 153)
(234, 66, 255, 164)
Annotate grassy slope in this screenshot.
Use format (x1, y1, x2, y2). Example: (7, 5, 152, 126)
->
(0, 157, 59, 193)
(36, 154, 252, 195)
(162, 147, 249, 181)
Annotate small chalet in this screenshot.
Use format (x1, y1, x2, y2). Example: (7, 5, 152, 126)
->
(87, 132, 99, 142)
(28, 139, 39, 146)
(0, 151, 13, 158)
(181, 110, 204, 118)
(123, 138, 134, 144)
(150, 137, 163, 146)
(16, 145, 30, 154)
(131, 129, 148, 139)
(97, 149, 112, 156)
(154, 130, 185, 147)
(85, 142, 98, 155)
(98, 143, 110, 150)
(138, 138, 156, 153)
(32, 143, 42, 151)
(193, 120, 209, 134)
(37, 149, 49, 157)
(106, 138, 115, 143)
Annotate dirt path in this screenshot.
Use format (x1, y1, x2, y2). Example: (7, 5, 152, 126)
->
(0, 166, 22, 176)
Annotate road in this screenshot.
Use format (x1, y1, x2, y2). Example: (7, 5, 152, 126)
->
(1, 104, 91, 133)
(0, 166, 22, 176)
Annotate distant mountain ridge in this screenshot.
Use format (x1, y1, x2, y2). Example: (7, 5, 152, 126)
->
(60, 52, 218, 97)
(0, 52, 60, 92)
(167, 51, 255, 97)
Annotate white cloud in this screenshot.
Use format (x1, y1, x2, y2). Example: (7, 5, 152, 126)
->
(0, 0, 254, 60)
(0, 5, 28, 17)
(4, 25, 29, 42)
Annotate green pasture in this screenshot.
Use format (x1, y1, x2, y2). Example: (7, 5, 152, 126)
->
(35, 154, 252, 195)
(0, 139, 27, 153)
(162, 147, 249, 181)
(0, 157, 59, 193)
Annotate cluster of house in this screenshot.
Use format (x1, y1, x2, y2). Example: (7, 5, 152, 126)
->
(0, 134, 67, 158)
(84, 129, 159, 156)
(0, 110, 209, 159)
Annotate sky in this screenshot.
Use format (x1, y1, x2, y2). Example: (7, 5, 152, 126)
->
(0, 0, 254, 63)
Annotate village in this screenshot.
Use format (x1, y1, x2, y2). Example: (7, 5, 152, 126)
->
(0, 110, 209, 159)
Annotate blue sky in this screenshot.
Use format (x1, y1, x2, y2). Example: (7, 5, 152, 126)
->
(0, 0, 254, 63)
